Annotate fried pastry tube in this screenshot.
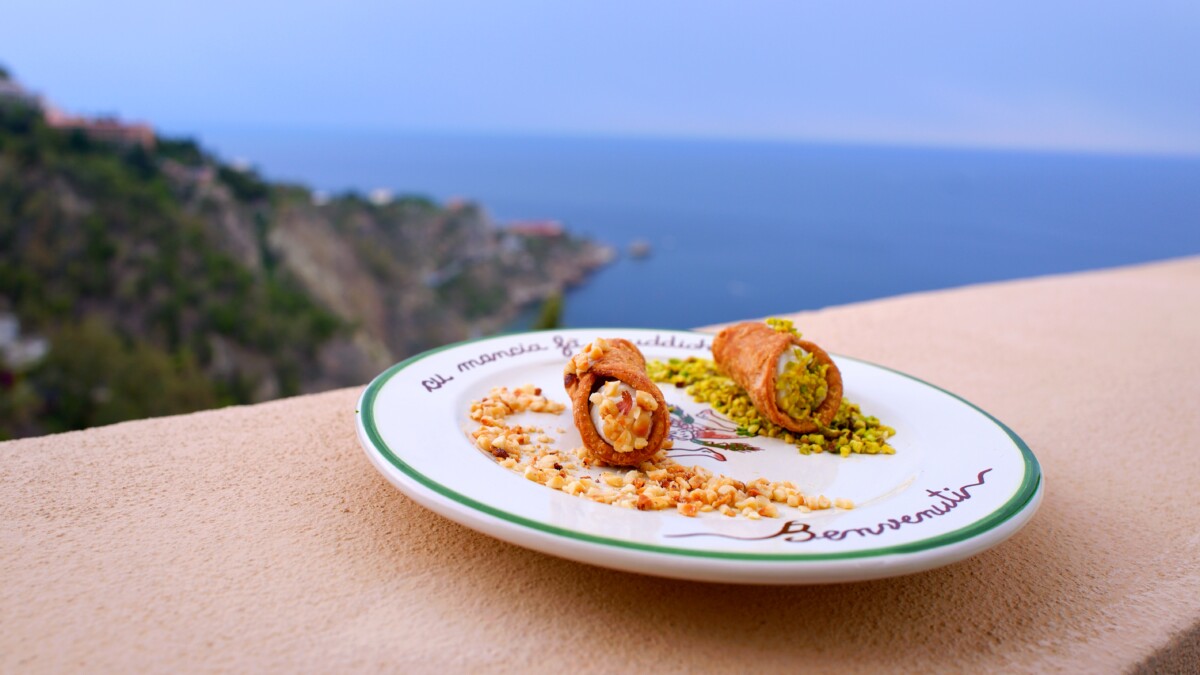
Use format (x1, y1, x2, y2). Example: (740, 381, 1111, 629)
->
(712, 321, 843, 434)
(563, 338, 670, 466)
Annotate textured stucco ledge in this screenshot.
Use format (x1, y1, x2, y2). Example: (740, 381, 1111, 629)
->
(3, 257, 1199, 673)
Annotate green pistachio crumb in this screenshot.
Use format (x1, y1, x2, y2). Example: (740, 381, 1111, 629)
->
(647, 354, 897, 457)
(775, 347, 829, 422)
(765, 317, 802, 339)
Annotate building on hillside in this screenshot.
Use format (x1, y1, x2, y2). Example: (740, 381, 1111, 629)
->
(0, 314, 48, 370)
(1, 74, 152, 151)
(507, 220, 564, 237)
(368, 188, 394, 206)
(43, 105, 155, 149)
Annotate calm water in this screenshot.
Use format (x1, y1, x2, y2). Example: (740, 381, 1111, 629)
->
(202, 130, 1200, 329)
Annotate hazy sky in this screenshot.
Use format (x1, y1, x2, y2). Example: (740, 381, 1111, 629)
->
(3, 0, 1199, 154)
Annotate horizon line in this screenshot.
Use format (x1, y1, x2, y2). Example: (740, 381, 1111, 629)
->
(174, 123, 1200, 162)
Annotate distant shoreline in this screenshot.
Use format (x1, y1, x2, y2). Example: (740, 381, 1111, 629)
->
(201, 131, 1197, 329)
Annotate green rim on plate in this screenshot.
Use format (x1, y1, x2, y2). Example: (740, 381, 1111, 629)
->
(358, 329, 1042, 562)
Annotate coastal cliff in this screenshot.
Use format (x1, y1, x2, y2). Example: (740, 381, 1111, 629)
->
(0, 79, 611, 438)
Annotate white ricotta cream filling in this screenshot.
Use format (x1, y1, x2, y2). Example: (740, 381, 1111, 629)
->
(590, 381, 638, 445)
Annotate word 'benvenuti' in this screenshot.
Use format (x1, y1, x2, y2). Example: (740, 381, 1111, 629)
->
(667, 468, 995, 543)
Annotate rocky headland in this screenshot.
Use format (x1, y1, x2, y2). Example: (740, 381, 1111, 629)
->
(0, 71, 612, 437)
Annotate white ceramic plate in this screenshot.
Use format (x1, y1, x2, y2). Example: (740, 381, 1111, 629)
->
(356, 328, 1042, 584)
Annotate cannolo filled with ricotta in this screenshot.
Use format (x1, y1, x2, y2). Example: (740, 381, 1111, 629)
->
(563, 338, 670, 466)
(712, 321, 843, 434)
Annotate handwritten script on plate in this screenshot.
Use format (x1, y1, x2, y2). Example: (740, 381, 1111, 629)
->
(666, 469, 995, 544)
(421, 333, 710, 393)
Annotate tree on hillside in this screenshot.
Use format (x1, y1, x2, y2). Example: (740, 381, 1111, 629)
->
(532, 292, 563, 330)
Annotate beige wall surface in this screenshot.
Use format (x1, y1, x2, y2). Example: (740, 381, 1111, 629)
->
(3, 257, 1199, 673)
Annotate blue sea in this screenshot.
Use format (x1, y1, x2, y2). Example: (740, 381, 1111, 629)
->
(202, 131, 1200, 329)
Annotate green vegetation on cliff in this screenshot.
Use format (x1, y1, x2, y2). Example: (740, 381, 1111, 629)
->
(0, 92, 609, 439)
(0, 100, 344, 437)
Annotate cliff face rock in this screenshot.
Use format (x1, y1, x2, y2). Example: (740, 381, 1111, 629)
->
(164, 162, 262, 272)
(268, 202, 388, 338)
(175, 178, 613, 390)
(154, 148, 617, 386)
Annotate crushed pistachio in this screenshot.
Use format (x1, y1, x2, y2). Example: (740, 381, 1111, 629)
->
(767, 317, 827, 422)
(765, 317, 802, 339)
(775, 347, 829, 422)
(647, 356, 896, 456)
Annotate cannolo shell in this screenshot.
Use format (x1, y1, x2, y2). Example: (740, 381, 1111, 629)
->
(712, 322, 843, 434)
(563, 338, 670, 466)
